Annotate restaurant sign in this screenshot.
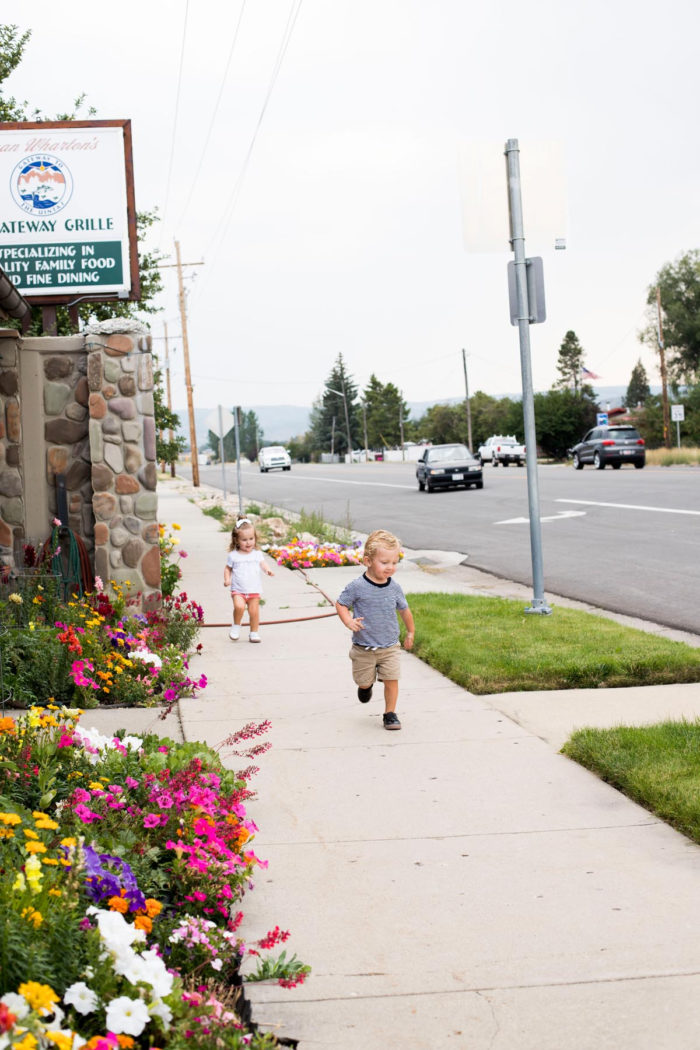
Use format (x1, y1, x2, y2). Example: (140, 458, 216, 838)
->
(0, 120, 139, 302)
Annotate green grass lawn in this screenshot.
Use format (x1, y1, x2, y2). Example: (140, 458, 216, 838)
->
(562, 722, 700, 845)
(405, 592, 700, 694)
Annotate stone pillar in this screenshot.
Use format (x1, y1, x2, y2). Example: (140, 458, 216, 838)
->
(0, 330, 23, 569)
(85, 323, 160, 604)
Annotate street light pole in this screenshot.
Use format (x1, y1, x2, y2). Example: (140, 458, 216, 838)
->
(327, 383, 353, 463)
(462, 348, 473, 452)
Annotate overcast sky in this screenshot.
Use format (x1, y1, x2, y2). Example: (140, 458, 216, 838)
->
(7, 0, 700, 411)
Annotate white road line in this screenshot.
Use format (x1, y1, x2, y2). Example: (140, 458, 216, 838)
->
(557, 498, 700, 516)
(242, 470, 414, 491)
(496, 510, 586, 525)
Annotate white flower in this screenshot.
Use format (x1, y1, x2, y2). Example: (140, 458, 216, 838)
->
(91, 908, 146, 953)
(121, 734, 144, 751)
(105, 995, 150, 1037)
(211, 958, 223, 971)
(129, 650, 162, 670)
(0, 992, 29, 1019)
(64, 982, 99, 1015)
(148, 997, 173, 1029)
(74, 726, 112, 753)
(120, 949, 173, 998)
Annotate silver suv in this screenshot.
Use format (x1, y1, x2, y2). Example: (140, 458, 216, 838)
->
(570, 425, 645, 470)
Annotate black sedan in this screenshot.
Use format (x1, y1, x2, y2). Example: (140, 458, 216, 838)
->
(570, 425, 646, 470)
(416, 444, 483, 492)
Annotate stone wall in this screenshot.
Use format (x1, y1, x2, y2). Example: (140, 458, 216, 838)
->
(0, 326, 161, 606)
(0, 330, 24, 564)
(86, 329, 161, 597)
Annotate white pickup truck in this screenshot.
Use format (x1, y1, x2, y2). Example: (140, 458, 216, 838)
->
(478, 435, 526, 467)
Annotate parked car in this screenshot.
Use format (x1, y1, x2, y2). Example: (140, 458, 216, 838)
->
(416, 444, 483, 492)
(478, 435, 519, 464)
(491, 437, 526, 467)
(569, 425, 645, 470)
(258, 446, 292, 472)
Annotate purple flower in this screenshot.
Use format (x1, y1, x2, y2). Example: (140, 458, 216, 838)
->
(82, 846, 146, 910)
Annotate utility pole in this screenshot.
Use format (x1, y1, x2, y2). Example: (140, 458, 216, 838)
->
(656, 287, 671, 450)
(399, 402, 405, 461)
(361, 402, 369, 462)
(330, 416, 336, 458)
(174, 239, 200, 486)
(163, 322, 176, 477)
(462, 348, 473, 452)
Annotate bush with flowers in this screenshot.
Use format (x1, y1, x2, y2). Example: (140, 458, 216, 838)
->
(0, 705, 309, 1048)
(267, 537, 365, 570)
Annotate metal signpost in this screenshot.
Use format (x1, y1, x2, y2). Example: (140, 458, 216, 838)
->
(234, 407, 243, 510)
(671, 403, 684, 447)
(504, 139, 552, 615)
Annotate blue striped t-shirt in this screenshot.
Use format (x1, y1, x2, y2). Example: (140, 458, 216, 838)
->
(337, 573, 408, 649)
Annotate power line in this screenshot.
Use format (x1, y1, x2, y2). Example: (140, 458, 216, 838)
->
(175, 0, 248, 229)
(200, 0, 304, 272)
(159, 0, 191, 243)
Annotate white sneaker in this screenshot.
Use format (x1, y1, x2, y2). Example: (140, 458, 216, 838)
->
(249, 632, 261, 643)
(229, 625, 240, 641)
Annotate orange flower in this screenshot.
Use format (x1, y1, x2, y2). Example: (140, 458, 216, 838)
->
(133, 915, 152, 934)
(107, 895, 130, 914)
(0, 716, 16, 734)
(117, 1038, 135, 1049)
(144, 898, 162, 918)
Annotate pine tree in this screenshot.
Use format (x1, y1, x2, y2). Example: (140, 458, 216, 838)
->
(625, 359, 651, 409)
(556, 331, 585, 392)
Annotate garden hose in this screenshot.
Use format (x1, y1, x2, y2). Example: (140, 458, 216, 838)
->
(202, 566, 339, 628)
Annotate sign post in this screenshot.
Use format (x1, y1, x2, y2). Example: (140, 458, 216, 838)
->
(504, 138, 552, 615)
(671, 403, 684, 448)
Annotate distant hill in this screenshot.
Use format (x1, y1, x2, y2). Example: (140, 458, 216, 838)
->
(175, 405, 311, 450)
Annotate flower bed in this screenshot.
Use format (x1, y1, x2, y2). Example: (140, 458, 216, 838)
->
(0, 528, 205, 711)
(267, 538, 364, 570)
(0, 706, 309, 1048)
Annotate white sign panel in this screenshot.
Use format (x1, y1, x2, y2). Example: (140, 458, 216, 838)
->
(671, 404, 685, 422)
(458, 139, 568, 254)
(0, 121, 137, 300)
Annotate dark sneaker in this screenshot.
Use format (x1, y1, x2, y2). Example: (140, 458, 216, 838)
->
(383, 712, 401, 730)
(357, 685, 373, 703)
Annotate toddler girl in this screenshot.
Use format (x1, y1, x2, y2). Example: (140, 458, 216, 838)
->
(223, 517, 274, 643)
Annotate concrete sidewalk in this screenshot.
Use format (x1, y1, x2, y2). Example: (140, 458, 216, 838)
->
(91, 479, 700, 1048)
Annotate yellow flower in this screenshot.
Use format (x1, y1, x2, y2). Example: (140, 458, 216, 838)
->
(18, 981, 59, 1014)
(23, 828, 39, 840)
(48, 888, 62, 897)
(21, 906, 43, 928)
(42, 858, 59, 866)
(8, 592, 22, 604)
(34, 818, 59, 831)
(46, 1034, 72, 1050)
(25, 840, 47, 855)
(0, 827, 14, 839)
(89, 782, 104, 791)
(0, 812, 21, 825)
(14, 1034, 39, 1050)
(60, 837, 77, 848)
(13, 872, 26, 892)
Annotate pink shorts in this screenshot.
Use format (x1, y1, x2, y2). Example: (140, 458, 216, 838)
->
(231, 591, 260, 601)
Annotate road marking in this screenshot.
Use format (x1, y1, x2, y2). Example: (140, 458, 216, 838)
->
(242, 470, 415, 491)
(496, 510, 586, 524)
(557, 498, 700, 516)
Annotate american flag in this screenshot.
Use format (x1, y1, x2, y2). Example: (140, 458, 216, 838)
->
(581, 366, 600, 380)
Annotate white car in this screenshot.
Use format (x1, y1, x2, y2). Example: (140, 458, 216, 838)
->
(258, 446, 291, 472)
(477, 435, 514, 463)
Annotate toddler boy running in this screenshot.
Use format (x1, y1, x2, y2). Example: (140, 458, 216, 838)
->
(335, 529, 415, 730)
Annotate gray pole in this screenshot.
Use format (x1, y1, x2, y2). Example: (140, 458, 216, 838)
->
(217, 404, 228, 500)
(331, 416, 336, 457)
(504, 139, 551, 615)
(234, 405, 243, 511)
(361, 403, 369, 461)
(341, 378, 353, 464)
(462, 348, 473, 451)
(399, 402, 405, 461)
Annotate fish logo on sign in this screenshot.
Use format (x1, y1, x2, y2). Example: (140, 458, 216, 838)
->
(10, 153, 74, 215)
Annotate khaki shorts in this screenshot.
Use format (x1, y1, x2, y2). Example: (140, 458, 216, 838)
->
(349, 643, 401, 685)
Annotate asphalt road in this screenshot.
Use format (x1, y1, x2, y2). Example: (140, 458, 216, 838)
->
(190, 460, 700, 635)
